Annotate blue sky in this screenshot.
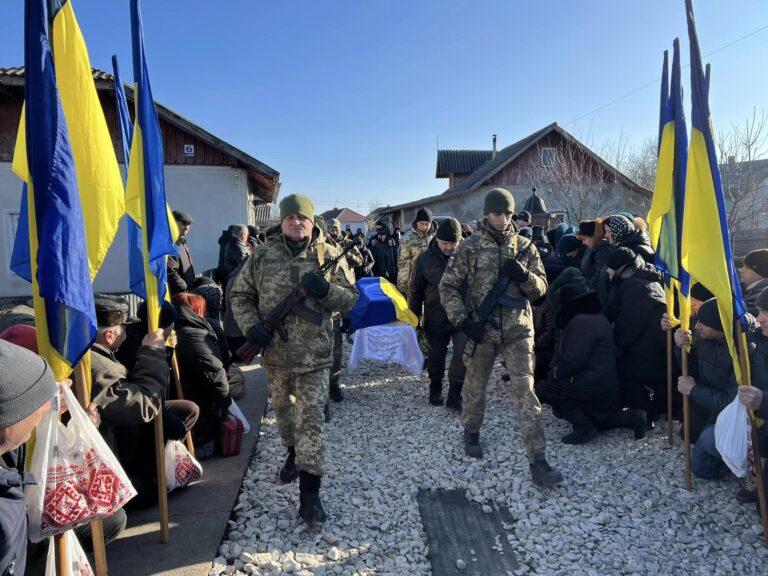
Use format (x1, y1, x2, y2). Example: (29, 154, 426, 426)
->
(2, 1, 767, 214)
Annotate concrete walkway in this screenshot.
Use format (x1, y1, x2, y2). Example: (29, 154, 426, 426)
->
(106, 363, 268, 576)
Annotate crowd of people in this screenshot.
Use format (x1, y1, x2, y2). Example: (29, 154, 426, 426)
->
(3, 189, 768, 574)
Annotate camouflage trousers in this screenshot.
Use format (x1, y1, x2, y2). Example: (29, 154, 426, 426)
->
(331, 318, 343, 386)
(265, 367, 329, 476)
(462, 337, 546, 463)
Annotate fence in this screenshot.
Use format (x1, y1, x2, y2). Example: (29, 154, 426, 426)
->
(731, 228, 768, 257)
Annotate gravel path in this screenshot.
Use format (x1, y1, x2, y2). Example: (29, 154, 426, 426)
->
(213, 353, 768, 576)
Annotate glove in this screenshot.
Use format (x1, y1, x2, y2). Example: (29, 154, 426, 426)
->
(502, 259, 530, 284)
(246, 323, 273, 349)
(301, 272, 330, 299)
(460, 320, 485, 342)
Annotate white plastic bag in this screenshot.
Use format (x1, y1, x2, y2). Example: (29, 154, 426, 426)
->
(164, 440, 203, 492)
(27, 383, 137, 542)
(44, 532, 95, 576)
(229, 400, 250, 434)
(715, 397, 752, 478)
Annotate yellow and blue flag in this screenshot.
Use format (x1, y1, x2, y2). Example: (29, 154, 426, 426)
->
(14, 0, 96, 379)
(126, 0, 179, 331)
(112, 54, 146, 299)
(349, 277, 418, 333)
(647, 40, 691, 331)
(681, 0, 748, 384)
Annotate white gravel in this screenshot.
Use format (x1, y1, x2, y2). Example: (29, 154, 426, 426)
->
(213, 350, 768, 576)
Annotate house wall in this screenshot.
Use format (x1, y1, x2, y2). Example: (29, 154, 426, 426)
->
(0, 162, 248, 297)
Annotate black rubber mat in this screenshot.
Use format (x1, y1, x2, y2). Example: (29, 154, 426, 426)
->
(417, 488, 519, 576)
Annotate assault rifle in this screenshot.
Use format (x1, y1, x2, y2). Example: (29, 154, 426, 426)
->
(236, 237, 362, 363)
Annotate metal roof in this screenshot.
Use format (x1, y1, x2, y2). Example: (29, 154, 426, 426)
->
(436, 149, 493, 178)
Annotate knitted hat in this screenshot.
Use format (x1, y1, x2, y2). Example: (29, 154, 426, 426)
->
(757, 287, 768, 312)
(518, 227, 533, 239)
(697, 298, 723, 332)
(414, 207, 433, 223)
(0, 325, 38, 353)
(192, 283, 224, 317)
(279, 194, 314, 221)
(690, 282, 714, 303)
(435, 218, 462, 243)
(744, 249, 768, 278)
(578, 220, 596, 237)
(484, 188, 515, 214)
(557, 234, 582, 256)
(606, 247, 636, 270)
(327, 218, 342, 230)
(603, 215, 634, 244)
(0, 339, 56, 429)
(172, 210, 193, 225)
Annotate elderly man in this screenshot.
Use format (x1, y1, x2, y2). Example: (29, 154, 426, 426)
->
(230, 194, 358, 524)
(739, 249, 768, 315)
(223, 224, 251, 279)
(168, 210, 196, 295)
(440, 188, 563, 488)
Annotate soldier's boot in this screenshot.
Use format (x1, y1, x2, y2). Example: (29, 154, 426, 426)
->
(298, 470, 326, 525)
(463, 429, 483, 458)
(279, 446, 298, 483)
(429, 379, 443, 406)
(324, 404, 331, 423)
(599, 409, 647, 440)
(530, 455, 564, 489)
(329, 382, 344, 403)
(445, 382, 463, 412)
(560, 406, 598, 445)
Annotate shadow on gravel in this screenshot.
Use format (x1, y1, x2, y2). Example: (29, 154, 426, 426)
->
(418, 488, 519, 576)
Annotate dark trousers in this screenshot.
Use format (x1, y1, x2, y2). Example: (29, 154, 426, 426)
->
(331, 317, 343, 386)
(425, 331, 467, 393)
(227, 335, 247, 362)
(535, 378, 617, 425)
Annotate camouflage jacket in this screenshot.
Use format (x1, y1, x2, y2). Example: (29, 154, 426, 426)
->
(335, 233, 365, 269)
(230, 227, 358, 372)
(439, 220, 547, 344)
(396, 220, 437, 295)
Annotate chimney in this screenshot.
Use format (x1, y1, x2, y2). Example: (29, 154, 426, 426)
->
(492, 134, 497, 157)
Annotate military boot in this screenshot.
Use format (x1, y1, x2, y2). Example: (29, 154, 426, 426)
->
(530, 455, 564, 489)
(279, 446, 298, 483)
(429, 379, 443, 406)
(329, 382, 344, 403)
(463, 429, 483, 458)
(298, 470, 326, 525)
(445, 382, 463, 412)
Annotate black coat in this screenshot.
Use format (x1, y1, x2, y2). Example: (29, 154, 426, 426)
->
(175, 304, 231, 416)
(617, 229, 655, 264)
(1, 449, 32, 576)
(408, 239, 462, 335)
(167, 239, 195, 295)
(750, 327, 768, 420)
(222, 239, 250, 277)
(580, 241, 610, 291)
(605, 260, 666, 381)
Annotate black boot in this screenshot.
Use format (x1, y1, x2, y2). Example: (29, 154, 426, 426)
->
(279, 446, 298, 483)
(298, 470, 326, 525)
(560, 406, 598, 445)
(329, 382, 344, 403)
(530, 455, 564, 488)
(429, 380, 443, 406)
(463, 429, 483, 458)
(599, 409, 647, 440)
(445, 382, 463, 412)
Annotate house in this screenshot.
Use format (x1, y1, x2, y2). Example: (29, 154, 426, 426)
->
(0, 66, 279, 297)
(374, 122, 650, 231)
(319, 207, 371, 236)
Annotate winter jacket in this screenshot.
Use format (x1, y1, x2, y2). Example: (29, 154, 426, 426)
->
(580, 241, 611, 291)
(408, 238, 464, 335)
(616, 229, 655, 264)
(440, 219, 547, 345)
(382, 244, 399, 284)
(536, 268, 586, 353)
(397, 219, 437, 295)
(749, 327, 768, 420)
(0, 449, 32, 576)
(222, 239, 250, 278)
(90, 343, 169, 452)
(174, 304, 232, 414)
(605, 258, 667, 380)
(167, 238, 195, 295)
(743, 278, 768, 316)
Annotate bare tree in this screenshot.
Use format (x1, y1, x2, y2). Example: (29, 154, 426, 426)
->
(621, 137, 658, 192)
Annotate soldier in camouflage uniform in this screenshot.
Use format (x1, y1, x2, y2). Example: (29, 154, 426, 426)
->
(397, 207, 437, 296)
(439, 188, 563, 488)
(230, 195, 358, 524)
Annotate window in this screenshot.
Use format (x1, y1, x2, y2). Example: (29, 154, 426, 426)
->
(541, 147, 556, 168)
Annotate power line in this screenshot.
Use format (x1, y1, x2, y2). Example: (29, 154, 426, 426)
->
(566, 22, 768, 127)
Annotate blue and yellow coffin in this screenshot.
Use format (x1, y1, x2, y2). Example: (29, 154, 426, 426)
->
(348, 277, 418, 333)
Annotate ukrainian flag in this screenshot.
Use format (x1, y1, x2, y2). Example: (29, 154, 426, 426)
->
(647, 40, 691, 331)
(681, 0, 748, 384)
(126, 0, 179, 331)
(13, 0, 96, 379)
(348, 277, 418, 333)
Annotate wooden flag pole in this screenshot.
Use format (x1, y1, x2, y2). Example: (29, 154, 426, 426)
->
(170, 352, 195, 456)
(667, 329, 674, 445)
(154, 409, 170, 543)
(681, 348, 692, 491)
(55, 533, 68, 576)
(73, 358, 108, 576)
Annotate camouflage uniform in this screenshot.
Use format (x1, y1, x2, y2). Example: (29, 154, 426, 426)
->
(397, 220, 437, 296)
(439, 220, 548, 463)
(230, 226, 358, 475)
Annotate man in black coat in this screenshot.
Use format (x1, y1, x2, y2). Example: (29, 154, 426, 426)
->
(168, 210, 196, 295)
(408, 218, 466, 409)
(222, 224, 251, 278)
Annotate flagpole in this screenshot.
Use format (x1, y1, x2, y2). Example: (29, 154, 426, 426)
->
(681, 348, 692, 490)
(56, 532, 68, 576)
(170, 353, 195, 456)
(667, 329, 674, 444)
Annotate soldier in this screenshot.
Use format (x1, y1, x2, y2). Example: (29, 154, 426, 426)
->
(397, 207, 436, 296)
(408, 217, 467, 409)
(439, 188, 563, 488)
(230, 195, 358, 524)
